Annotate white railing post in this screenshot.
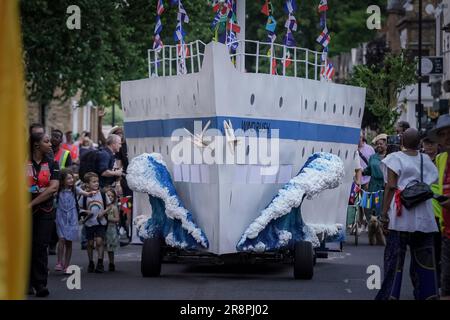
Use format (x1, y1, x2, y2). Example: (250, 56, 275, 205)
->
(162, 46, 166, 76)
(294, 47, 297, 78)
(196, 40, 201, 72)
(169, 46, 173, 76)
(256, 41, 260, 74)
(269, 43, 273, 75)
(190, 42, 194, 74)
(282, 45, 287, 76)
(305, 50, 308, 79)
(314, 51, 318, 80)
(154, 50, 159, 76)
(148, 50, 152, 77)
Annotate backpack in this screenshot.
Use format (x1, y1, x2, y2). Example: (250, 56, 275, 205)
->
(79, 149, 100, 181)
(80, 192, 108, 225)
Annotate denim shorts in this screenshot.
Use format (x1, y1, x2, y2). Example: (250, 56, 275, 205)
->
(442, 237, 450, 296)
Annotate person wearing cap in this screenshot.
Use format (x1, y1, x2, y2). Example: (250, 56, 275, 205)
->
(427, 114, 450, 300)
(362, 134, 388, 218)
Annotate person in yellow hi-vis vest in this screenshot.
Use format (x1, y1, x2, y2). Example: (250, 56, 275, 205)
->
(427, 114, 450, 300)
(0, 0, 31, 300)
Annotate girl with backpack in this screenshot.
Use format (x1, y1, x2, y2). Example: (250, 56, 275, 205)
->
(55, 169, 79, 274)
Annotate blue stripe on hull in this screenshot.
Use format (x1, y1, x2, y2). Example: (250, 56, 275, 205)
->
(124, 116, 360, 144)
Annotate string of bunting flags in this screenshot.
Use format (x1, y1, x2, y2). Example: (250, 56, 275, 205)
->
(172, 0, 190, 74)
(316, 0, 334, 81)
(349, 184, 383, 209)
(211, 0, 241, 55)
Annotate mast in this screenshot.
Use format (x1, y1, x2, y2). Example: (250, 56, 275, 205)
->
(236, 0, 246, 72)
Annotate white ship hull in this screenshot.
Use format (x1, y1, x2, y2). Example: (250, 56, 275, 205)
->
(121, 42, 366, 254)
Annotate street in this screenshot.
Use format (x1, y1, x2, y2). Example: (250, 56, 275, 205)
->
(31, 232, 414, 300)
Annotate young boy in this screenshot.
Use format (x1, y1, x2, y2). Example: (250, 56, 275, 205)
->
(79, 172, 110, 273)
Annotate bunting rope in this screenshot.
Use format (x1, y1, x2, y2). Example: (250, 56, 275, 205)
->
(152, 0, 165, 76)
(173, 0, 190, 75)
(316, 0, 335, 81)
(211, 0, 240, 55)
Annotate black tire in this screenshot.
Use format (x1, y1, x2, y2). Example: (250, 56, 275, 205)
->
(293, 241, 314, 280)
(141, 238, 162, 277)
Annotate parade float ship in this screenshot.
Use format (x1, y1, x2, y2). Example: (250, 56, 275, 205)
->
(121, 0, 366, 279)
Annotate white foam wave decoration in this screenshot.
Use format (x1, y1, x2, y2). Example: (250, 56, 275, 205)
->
(238, 153, 344, 244)
(303, 224, 344, 248)
(127, 153, 208, 248)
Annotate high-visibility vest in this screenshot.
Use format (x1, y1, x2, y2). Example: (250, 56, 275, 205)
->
(27, 161, 51, 192)
(432, 151, 447, 231)
(54, 148, 70, 169)
(62, 143, 78, 161)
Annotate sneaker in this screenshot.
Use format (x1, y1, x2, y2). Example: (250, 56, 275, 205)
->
(54, 263, 64, 272)
(95, 261, 104, 273)
(109, 263, 115, 272)
(34, 285, 49, 298)
(63, 268, 72, 275)
(88, 261, 95, 273)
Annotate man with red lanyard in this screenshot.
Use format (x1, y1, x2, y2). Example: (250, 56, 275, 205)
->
(428, 114, 450, 300)
(28, 132, 60, 297)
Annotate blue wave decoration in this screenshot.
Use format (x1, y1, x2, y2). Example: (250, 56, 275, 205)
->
(237, 152, 345, 252)
(127, 153, 209, 250)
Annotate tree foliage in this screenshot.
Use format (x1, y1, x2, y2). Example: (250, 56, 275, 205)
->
(347, 53, 417, 133)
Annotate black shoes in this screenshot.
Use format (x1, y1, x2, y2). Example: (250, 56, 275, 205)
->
(95, 261, 104, 273)
(109, 263, 115, 272)
(88, 261, 95, 273)
(34, 285, 49, 298)
(27, 286, 35, 295)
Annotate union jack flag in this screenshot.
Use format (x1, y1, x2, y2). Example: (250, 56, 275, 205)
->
(154, 15, 162, 35)
(267, 31, 276, 43)
(157, 0, 165, 16)
(153, 34, 163, 52)
(283, 0, 297, 14)
(316, 27, 330, 47)
(227, 31, 239, 51)
(285, 14, 297, 31)
(284, 29, 296, 47)
(178, 2, 189, 23)
(174, 21, 186, 42)
(321, 62, 335, 81)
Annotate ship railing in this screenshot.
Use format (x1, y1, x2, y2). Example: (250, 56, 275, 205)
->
(148, 39, 326, 80)
(148, 40, 207, 77)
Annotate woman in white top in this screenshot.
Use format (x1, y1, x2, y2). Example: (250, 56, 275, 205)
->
(375, 128, 439, 300)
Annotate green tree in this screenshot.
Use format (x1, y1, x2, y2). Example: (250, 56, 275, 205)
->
(347, 53, 417, 133)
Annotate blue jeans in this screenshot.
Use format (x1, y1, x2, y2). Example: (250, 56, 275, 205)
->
(375, 231, 439, 300)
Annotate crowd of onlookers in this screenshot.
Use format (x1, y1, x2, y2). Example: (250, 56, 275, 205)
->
(27, 122, 131, 298)
(354, 118, 450, 300)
